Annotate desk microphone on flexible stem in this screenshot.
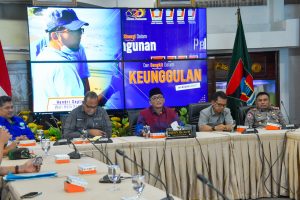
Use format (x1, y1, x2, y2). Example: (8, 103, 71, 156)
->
(116, 149, 174, 200)
(68, 139, 81, 159)
(81, 129, 113, 165)
(197, 174, 230, 200)
(81, 129, 117, 183)
(280, 100, 297, 129)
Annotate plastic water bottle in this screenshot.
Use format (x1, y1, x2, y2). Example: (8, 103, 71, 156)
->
(143, 125, 150, 139)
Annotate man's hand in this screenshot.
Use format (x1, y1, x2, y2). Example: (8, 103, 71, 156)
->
(19, 159, 42, 173)
(88, 129, 106, 137)
(0, 129, 11, 145)
(15, 135, 28, 141)
(215, 124, 227, 131)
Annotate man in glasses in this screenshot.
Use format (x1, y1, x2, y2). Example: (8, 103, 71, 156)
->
(244, 92, 286, 128)
(63, 91, 112, 140)
(34, 8, 121, 112)
(34, 8, 90, 111)
(198, 91, 234, 132)
(135, 87, 181, 136)
(37, 8, 90, 91)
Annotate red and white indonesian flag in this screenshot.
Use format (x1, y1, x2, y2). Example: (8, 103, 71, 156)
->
(0, 41, 12, 96)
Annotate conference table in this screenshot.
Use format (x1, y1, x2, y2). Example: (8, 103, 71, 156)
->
(74, 129, 297, 200)
(0, 143, 181, 200)
(2, 129, 300, 200)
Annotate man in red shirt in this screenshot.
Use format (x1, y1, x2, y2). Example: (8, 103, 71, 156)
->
(136, 87, 181, 136)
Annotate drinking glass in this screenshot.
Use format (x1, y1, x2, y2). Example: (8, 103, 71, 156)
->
(231, 120, 236, 133)
(36, 130, 44, 142)
(132, 174, 145, 200)
(108, 165, 121, 191)
(41, 139, 51, 156)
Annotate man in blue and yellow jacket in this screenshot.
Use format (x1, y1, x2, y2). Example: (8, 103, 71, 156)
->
(0, 96, 34, 140)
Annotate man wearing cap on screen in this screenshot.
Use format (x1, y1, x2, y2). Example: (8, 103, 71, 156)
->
(34, 8, 90, 111)
(37, 8, 90, 91)
(135, 87, 182, 136)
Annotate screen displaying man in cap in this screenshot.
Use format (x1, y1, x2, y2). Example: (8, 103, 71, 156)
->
(32, 8, 124, 112)
(36, 8, 90, 93)
(135, 87, 182, 136)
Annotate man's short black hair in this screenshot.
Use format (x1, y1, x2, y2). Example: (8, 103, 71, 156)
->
(211, 91, 227, 101)
(256, 92, 270, 100)
(83, 91, 98, 103)
(0, 96, 12, 107)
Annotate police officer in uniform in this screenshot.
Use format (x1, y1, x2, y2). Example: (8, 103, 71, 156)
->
(245, 92, 286, 128)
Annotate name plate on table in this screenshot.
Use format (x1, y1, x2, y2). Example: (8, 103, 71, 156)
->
(166, 128, 195, 139)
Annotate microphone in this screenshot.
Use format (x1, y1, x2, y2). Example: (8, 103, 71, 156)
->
(197, 174, 230, 200)
(81, 130, 113, 165)
(68, 140, 81, 159)
(243, 107, 258, 134)
(81, 130, 118, 183)
(236, 106, 241, 127)
(116, 149, 174, 200)
(280, 100, 297, 129)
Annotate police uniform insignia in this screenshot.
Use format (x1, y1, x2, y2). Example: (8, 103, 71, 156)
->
(271, 106, 279, 110)
(247, 113, 253, 119)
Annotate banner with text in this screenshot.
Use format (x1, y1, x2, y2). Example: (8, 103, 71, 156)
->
(122, 8, 207, 61)
(124, 60, 208, 109)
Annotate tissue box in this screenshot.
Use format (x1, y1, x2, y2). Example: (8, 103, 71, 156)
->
(64, 176, 87, 193)
(18, 140, 36, 147)
(236, 126, 247, 133)
(78, 164, 97, 175)
(150, 132, 166, 139)
(54, 154, 70, 164)
(265, 123, 281, 130)
(72, 138, 90, 144)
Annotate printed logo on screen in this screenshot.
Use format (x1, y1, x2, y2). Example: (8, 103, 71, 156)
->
(188, 9, 196, 24)
(150, 9, 163, 24)
(177, 9, 185, 24)
(125, 9, 147, 20)
(166, 9, 174, 24)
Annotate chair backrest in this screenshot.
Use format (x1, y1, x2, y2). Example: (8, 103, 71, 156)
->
(127, 109, 142, 135)
(188, 102, 211, 130)
(237, 105, 254, 125)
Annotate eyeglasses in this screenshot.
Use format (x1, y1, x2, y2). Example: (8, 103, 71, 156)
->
(56, 28, 84, 34)
(215, 102, 226, 108)
(84, 103, 97, 109)
(151, 95, 164, 101)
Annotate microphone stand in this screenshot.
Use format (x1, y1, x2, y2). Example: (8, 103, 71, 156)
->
(243, 109, 258, 134)
(197, 174, 230, 200)
(81, 129, 117, 183)
(280, 100, 297, 129)
(81, 129, 113, 165)
(116, 149, 174, 200)
(68, 139, 81, 159)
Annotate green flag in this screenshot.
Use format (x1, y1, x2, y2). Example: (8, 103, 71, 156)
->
(226, 8, 254, 121)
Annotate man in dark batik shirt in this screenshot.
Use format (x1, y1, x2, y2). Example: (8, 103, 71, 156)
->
(63, 91, 112, 139)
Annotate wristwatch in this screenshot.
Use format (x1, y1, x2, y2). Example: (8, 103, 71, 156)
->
(212, 126, 215, 131)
